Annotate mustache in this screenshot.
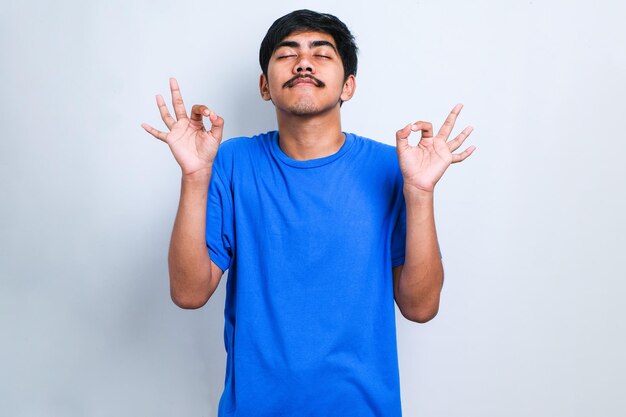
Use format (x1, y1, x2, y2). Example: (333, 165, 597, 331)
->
(283, 74, 326, 88)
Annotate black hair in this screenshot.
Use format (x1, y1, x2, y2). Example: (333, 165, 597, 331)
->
(259, 9, 358, 81)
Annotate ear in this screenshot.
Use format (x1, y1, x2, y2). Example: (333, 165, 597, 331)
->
(340, 74, 356, 103)
(259, 73, 271, 101)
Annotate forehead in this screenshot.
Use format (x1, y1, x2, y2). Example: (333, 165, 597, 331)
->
(275, 31, 337, 48)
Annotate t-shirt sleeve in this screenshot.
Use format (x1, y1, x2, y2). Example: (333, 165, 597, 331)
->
(391, 195, 406, 268)
(206, 167, 235, 272)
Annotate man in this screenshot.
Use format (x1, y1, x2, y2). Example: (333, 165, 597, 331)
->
(141, 9, 474, 417)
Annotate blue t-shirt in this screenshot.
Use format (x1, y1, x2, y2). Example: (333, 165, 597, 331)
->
(206, 131, 406, 417)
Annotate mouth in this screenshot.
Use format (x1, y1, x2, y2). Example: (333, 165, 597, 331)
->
(283, 75, 325, 88)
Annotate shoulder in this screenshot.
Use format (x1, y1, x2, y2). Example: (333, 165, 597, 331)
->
(350, 133, 399, 167)
(217, 131, 273, 156)
(213, 131, 275, 175)
(352, 133, 396, 152)
(349, 133, 404, 192)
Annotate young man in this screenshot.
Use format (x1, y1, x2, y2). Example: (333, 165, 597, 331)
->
(142, 9, 474, 417)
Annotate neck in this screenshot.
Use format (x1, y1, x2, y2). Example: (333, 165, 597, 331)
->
(275, 107, 345, 161)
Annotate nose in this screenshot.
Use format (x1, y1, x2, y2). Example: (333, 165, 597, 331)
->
(293, 55, 314, 74)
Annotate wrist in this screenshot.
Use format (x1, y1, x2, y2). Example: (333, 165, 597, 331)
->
(182, 167, 213, 184)
(403, 184, 434, 203)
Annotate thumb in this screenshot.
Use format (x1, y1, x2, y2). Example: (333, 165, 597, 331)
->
(208, 111, 225, 141)
(396, 123, 412, 150)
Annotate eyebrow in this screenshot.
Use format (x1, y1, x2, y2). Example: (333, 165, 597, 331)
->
(274, 40, 338, 53)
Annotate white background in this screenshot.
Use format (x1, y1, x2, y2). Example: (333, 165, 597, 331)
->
(1, 0, 625, 415)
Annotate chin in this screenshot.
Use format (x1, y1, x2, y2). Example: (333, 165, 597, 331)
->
(281, 99, 340, 117)
(288, 102, 322, 116)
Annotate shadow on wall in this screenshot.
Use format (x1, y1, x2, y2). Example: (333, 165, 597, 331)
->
(122, 207, 229, 414)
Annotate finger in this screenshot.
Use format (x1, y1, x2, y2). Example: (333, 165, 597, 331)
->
(170, 77, 188, 121)
(411, 121, 434, 139)
(437, 103, 463, 139)
(156, 94, 176, 130)
(190, 104, 211, 125)
(395, 124, 413, 150)
(141, 122, 168, 142)
(448, 126, 473, 152)
(208, 111, 225, 141)
(451, 145, 476, 163)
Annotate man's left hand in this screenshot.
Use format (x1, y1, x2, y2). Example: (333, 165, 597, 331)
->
(396, 103, 475, 193)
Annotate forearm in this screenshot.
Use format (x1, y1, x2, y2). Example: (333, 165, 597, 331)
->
(397, 186, 444, 321)
(168, 169, 216, 308)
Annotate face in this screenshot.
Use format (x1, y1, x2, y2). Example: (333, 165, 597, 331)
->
(260, 31, 356, 117)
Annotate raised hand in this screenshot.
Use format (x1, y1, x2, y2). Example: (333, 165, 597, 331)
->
(396, 104, 475, 193)
(141, 78, 224, 177)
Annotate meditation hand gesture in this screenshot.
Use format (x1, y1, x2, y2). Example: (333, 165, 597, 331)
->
(396, 104, 475, 193)
(141, 78, 224, 177)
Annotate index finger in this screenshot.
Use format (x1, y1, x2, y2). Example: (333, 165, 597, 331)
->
(436, 103, 463, 139)
(170, 77, 188, 121)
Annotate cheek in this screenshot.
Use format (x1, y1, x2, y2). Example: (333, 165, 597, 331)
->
(267, 70, 286, 91)
(325, 66, 346, 85)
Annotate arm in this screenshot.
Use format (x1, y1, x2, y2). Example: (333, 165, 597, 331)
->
(168, 170, 225, 309)
(393, 104, 475, 323)
(393, 189, 443, 323)
(142, 78, 225, 309)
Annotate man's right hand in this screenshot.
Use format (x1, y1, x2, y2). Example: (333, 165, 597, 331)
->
(141, 78, 224, 177)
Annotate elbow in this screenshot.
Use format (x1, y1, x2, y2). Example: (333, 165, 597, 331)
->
(403, 309, 438, 324)
(395, 269, 444, 323)
(170, 290, 209, 310)
(168, 264, 216, 309)
(399, 303, 440, 323)
(407, 309, 438, 323)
